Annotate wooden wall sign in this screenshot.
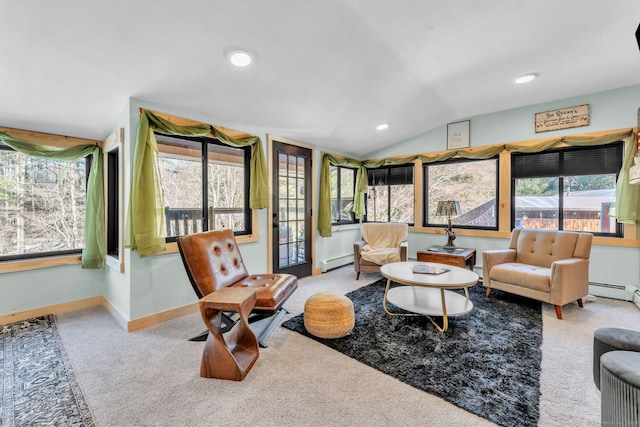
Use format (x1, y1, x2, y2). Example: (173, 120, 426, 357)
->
(534, 104, 589, 133)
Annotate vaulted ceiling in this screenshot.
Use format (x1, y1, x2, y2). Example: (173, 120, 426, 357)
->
(1, 1, 639, 157)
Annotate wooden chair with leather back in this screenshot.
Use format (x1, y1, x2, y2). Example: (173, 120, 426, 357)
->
(177, 229, 298, 347)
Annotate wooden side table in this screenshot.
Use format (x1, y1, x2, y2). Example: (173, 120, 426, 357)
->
(199, 287, 259, 381)
(416, 246, 476, 271)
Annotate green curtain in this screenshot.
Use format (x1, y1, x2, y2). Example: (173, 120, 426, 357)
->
(318, 154, 366, 237)
(607, 131, 639, 223)
(125, 110, 269, 257)
(210, 127, 269, 208)
(318, 129, 638, 237)
(0, 132, 105, 268)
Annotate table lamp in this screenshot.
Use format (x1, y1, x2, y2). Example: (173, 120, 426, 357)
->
(436, 200, 462, 250)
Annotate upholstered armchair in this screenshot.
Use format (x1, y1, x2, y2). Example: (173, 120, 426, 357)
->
(354, 222, 408, 280)
(483, 228, 593, 319)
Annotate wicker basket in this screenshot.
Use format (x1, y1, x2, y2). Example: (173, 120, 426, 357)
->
(304, 291, 355, 339)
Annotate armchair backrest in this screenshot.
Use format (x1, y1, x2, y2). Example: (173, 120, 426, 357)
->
(509, 228, 593, 268)
(361, 222, 408, 249)
(177, 229, 249, 298)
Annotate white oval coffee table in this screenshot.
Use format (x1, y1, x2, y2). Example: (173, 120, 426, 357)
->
(380, 261, 479, 332)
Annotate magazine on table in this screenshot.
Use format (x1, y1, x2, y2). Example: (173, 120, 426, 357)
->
(411, 264, 450, 275)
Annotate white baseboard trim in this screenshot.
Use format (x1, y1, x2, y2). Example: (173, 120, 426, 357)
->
(320, 254, 353, 272)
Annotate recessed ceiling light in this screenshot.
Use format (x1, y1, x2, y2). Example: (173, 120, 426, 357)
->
(376, 123, 389, 131)
(228, 50, 252, 67)
(515, 73, 539, 84)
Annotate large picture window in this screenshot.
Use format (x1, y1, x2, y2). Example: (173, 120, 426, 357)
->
(366, 164, 414, 224)
(511, 142, 623, 236)
(424, 158, 498, 229)
(156, 133, 251, 241)
(0, 144, 88, 259)
(330, 165, 356, 224)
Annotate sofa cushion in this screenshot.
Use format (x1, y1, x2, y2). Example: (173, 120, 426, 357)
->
(490, 262, 551, 293)
(514, 229, 578, 268)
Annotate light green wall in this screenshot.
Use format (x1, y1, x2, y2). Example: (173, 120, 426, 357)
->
(102, 99, 133, 321)
(0, 265, 104, 315)
(1, 85, 638, 321)
(325, 85, 640, 288)
(367, 85, 640, 159)
(123, 98, 272, 320)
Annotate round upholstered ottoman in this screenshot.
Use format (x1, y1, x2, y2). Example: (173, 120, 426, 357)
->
(593, 327, 640, 389)
(600, 351, 640, 426)
(304, 291, 355, 339)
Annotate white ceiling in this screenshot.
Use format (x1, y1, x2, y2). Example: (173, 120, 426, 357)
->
(1, 1, 639, 157)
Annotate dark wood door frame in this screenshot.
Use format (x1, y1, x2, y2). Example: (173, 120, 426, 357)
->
(269, 136, 314, 278)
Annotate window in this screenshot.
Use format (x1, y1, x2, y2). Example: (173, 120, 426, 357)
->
(0, 144, 88, 260)
(424, 158, 498, 229)
(511, 142, 623, 236)
(155, 133, 251, 241)
(330, 165, 356, 224)
(106, 148, 119, 257)
(366, 164, 414, 224)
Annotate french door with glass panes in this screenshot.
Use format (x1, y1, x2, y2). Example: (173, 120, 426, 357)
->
(272, 141, 312, 278)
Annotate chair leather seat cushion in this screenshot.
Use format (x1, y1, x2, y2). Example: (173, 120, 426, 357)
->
(490, 262, 551, 292)
(233, 273, 298, 311)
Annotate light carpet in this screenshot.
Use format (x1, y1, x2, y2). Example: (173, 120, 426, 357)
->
(282, 278, 542, 427)
(9, 266, 640, 426)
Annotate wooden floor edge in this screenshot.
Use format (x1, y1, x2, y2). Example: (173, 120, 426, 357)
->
(0, 296, 106, 326)
(0, 297, 199, 333)
(126, 303, 200, 332)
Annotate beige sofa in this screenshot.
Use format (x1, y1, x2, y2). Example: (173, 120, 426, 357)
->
(483, 228, 593, 319)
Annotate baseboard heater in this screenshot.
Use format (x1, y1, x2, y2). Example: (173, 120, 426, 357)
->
(633, 289, 640, 311)
(320, 254, 354, 272)
(588, 282, 635, 302)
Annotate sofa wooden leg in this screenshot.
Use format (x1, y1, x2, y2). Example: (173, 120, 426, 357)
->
(356, 272, 360, 280)
(577, 298, 584, 308)
(554, 305, 563, 319)
(485, 288, 492, 297)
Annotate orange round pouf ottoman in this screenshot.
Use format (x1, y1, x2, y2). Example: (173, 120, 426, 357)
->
(304, 291, 355, 339)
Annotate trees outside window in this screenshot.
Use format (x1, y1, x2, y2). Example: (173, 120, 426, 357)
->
(424, 158, 498, 229)
(366, 165, 414, 224)
(155, 133, 251, 240)
(0, 146, 87, 259)
(330, 165, 356, 224)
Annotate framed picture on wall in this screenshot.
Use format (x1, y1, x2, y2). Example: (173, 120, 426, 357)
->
(447, 120, 470, 150)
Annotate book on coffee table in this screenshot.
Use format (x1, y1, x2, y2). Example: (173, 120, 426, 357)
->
(411, 264, 450, 275)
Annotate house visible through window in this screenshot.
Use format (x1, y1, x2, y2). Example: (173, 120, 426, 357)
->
(366, 164, 414, 224)
(0, 144, 88, 259)
(155, 133, 251, 240)
(511, 142, 623, 236)
(330, 165, 356, 224)
(424, 157, 498, 230)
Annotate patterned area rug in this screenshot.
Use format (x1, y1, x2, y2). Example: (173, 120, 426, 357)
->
(1, 315, 94, 426)
(282, 279, 543, 427)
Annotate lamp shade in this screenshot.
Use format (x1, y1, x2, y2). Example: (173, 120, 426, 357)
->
(436, 200, 462, 217)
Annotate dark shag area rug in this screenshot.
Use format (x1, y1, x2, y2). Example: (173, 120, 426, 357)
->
(282, 279, 543, 427)
(1, 315, 95, 426)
